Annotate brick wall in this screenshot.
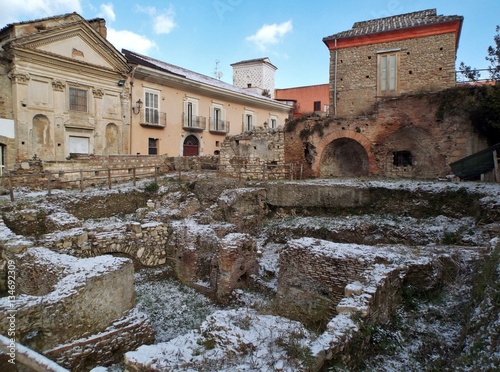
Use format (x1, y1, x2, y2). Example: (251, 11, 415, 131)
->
(285, 90, 488, 178)
(277, 239, 371, 326)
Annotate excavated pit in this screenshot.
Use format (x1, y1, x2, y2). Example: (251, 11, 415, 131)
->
(0, 176, 499, 371)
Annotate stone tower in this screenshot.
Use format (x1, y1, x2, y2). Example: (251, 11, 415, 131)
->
(231, 58, 277, 98)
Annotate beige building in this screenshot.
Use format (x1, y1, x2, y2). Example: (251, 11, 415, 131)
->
(0, 13, 131, 167)
(123, 50, 290, 156)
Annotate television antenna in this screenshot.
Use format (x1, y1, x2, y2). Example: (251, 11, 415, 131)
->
(214, 60, 223, 80)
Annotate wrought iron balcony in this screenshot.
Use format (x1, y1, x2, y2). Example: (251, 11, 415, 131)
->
(182, 114, 206, 131)
(210, 119, 230, 134)
(140, 111, 166, 128)
(242, 123, 256, 132)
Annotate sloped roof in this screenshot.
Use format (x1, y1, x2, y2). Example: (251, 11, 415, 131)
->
(0, 13, 128, 73)
(0, 12, 82, 35)
(123, 49, 283, 104)
(230, 57, 277, 69)
(323, 8, 463, 41)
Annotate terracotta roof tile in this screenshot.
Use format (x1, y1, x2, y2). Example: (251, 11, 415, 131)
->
(323, 9, 463, 41)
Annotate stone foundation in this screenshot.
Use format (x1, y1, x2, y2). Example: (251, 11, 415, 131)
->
(0, 247, 154, 370)
(45, 308, 154, 371)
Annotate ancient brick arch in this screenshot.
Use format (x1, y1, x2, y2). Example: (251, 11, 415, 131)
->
(312, 130, 375, 177)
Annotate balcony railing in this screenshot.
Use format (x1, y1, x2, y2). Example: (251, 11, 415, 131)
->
(182, 114, 206, 131)
(210, 119, 230, 134)
(140, 112, 167, 128)
(242, 124, 256, 132)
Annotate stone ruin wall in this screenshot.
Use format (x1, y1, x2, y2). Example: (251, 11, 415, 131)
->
(285, 91, 489, 179)
(277, 240, 370, 323)
(0, 247, 154, 370)
(40, 219, 259, 303)
(219, 128, 288, 180)
(277, 239, 465, 326)
(5, 154, 220, 189)
(41, 221, 170, 267)
(276, 238, 473, 369)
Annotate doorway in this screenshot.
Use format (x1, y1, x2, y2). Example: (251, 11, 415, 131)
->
(183, 135, 199, 156)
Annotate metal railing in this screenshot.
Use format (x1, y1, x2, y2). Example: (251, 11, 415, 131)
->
(182, 114, 206, 131)
(209, 119, 230, 133)
(140, 112, 167, 128)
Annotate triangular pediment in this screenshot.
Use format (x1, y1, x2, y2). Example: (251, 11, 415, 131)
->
(11, 20, 129, 73)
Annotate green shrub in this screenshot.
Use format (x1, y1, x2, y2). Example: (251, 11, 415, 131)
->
(144, 181, 159, 193)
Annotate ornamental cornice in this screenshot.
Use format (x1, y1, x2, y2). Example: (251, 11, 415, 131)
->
(92, 88, 104, 98)
(52, 79, 65, 91)
(26, 30, 81, 49)
(13, 26, 130, 73)
(11, 47, 127, 79)
(9, 71, 30, 85)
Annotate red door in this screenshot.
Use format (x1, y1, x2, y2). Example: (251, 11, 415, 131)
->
(183, 135, 199, 156)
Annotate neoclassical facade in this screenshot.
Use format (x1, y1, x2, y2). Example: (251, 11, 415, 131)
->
(0, 13, 131, 166)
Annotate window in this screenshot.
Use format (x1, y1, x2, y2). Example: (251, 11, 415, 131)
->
(148, 138, 158, 155)
(214, 108, 222, 130)
(69, 87, 88, 112)
(184, 98, 204, 129)
(144, 91, 159, 124)
(187, 102, 193, 126)
(269, 115, 279, 129)
(393, 151, 413, 167)
(210, 104, 227, 132)
(378, 52, 398, 95)
(313, 101, 321, 111)
(244, 111, 255, 132)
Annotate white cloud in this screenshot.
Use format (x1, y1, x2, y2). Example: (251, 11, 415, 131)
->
(99, 3, 115, 22)
(246, 20, 293, 51)
(136, 5, 176, 35)
(153, 10, 176, 35)
(0, 0, 82, 26)
(107, 28, 157, 55)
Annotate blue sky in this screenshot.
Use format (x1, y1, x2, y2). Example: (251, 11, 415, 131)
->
(1, 0, 498, 88)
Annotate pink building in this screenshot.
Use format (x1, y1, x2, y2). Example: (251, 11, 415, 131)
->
(275, 84, 329, 117)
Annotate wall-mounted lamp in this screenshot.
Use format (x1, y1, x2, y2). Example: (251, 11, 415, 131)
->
(132, 99, 143, 115)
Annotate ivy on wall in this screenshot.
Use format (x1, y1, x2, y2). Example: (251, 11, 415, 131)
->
(436, 84, 500, 146)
